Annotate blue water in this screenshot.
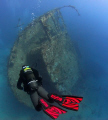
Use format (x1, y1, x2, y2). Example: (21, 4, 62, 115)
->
(0, 0, 108, 120)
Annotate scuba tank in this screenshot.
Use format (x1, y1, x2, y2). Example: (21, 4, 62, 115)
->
(22, 65, 39, 90)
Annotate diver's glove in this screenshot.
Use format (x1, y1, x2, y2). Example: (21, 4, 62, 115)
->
(17, 84, 23, 90)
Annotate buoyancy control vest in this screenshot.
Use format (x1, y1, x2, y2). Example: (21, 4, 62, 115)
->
(22, 66, 38, 90)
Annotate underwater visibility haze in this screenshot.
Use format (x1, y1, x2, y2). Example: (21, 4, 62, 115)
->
(0, 0, 108, 120)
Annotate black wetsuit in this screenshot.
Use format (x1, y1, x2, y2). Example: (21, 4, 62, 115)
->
(17, 67, 50, 111)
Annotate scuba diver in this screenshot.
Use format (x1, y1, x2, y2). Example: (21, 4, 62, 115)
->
(17, 65, 83, 119)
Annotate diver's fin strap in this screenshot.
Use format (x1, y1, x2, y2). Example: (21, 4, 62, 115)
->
(39, 98, 67, 119)
(48, 94, 63, 103)
(48, 94, 83, 111)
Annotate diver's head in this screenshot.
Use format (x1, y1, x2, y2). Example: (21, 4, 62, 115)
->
(22, 65, 29, 69)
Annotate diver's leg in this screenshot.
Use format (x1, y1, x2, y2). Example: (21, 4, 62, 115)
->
(30, 90, 41, 111)
(37, 86, 49, 100)
(37, 86, 54, 103)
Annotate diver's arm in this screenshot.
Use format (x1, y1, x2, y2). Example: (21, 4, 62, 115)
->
(17, 77, 23, 90)
(17, 71, 23, 90)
